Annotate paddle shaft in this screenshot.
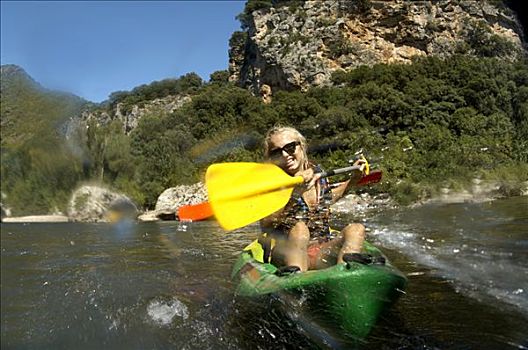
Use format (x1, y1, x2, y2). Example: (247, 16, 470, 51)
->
(320, 165, 362, 178)
(180, 169, 380, 222)
(223, 164, 364, 200)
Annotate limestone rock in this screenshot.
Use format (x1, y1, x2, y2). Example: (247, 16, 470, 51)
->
(0, 192, 11, 220)
(67, 94, 192, 137)
(260, 84, 273, 104)
(0, 204, 10, 220)
(332, 192, 395, 217)
(230, 0, 525, 95)
(68, 185, 138, 222)
(155, 183, 208, 212)
(138, 183, 208, 222)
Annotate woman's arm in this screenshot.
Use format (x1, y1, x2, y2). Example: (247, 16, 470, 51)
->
(330, 160, 366, 202)
(331, 180, 351, 202)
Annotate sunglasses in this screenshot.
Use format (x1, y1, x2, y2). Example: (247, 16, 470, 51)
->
(269, 141, 300, 159)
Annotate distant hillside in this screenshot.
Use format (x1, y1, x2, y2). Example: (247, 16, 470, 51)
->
(1, 65, 88, 215)
(1, 64, 42, 90)
(0, 64, 87, 148)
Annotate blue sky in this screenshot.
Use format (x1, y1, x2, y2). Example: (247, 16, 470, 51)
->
(1, 1, 246, 102)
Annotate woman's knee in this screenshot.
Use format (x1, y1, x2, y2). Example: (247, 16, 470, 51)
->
(339, 223, 365, 257)
(289, 221, 310, 244)
(342, 223, 365, 241)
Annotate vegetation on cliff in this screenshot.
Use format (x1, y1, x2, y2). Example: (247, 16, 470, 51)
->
(104, 72, 203, 114)
(7, 54, 525, 214)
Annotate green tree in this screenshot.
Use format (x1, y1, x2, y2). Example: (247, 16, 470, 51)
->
(209, 70, 231, 84)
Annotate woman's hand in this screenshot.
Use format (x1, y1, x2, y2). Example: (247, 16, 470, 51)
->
(350, 156, 368, 182)
(295, 168, 321, 189)
(352, 157, 367, 172)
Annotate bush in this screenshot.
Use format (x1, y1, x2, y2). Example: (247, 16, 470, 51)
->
(6, 55, 527, 212)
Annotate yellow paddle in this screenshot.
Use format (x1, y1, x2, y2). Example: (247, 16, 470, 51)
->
(206, 162, 363, 231)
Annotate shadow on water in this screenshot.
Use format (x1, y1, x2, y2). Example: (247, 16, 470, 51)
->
(1, 197, 528, 349)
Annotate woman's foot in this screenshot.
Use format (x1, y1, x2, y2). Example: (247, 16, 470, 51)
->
(343, 253, 386, 265)
(275, 265, 301, 276)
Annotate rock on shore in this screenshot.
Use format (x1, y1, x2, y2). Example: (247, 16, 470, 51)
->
(138, 183, 208, 222)
(68, 185, 138, 222)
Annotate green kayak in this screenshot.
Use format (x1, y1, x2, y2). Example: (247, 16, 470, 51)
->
(231, 241, 407, 340)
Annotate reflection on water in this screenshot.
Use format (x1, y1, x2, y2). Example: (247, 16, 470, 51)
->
(1, 197, 528, 349)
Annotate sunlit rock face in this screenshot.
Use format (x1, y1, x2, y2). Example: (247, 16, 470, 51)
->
(137, 183, 208, 222)
(68, 185, 138, 222)
(75, 94, 192, 135)
(1, 205, 11, 220)
(155, 183, 208, 212)
(229, 0, 525, 94)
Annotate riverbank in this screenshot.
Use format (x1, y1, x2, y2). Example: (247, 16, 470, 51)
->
(2, 179, 526, 224)
(331, 178, 528, 220)
(1, 215, 70, 223)
(411, 179, 528, 208)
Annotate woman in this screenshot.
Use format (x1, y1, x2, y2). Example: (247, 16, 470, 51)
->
(259, 126, 368, 272)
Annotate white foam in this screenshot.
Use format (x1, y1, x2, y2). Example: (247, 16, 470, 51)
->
(147, 297, 189, 326)
(370, 224, 528, 315)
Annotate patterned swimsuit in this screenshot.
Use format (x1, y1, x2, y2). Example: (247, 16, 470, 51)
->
(268, 165, 337, 243)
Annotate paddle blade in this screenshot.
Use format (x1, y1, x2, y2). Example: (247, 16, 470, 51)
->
(206, 162, 303, 230)
(178, 202, 213, 221)
(356, 170, 382, 186)
(211, 186, 294, 230)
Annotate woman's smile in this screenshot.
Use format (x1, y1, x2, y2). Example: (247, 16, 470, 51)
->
(268, 133, 301, 175)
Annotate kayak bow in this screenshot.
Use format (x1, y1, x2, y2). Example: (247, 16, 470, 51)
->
(231, 241, 407, 340)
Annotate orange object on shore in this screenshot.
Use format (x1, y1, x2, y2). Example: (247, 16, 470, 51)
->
(177, 202, 213, 222)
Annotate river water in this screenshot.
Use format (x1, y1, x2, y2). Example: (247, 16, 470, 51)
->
(1, 196, 527, 349)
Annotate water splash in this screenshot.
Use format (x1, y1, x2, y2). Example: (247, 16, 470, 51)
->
(369, 223, 528, 316)
(146, 297, 189, 326)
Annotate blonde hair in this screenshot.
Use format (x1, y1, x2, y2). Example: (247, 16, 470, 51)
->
(264, 126, 309, 170)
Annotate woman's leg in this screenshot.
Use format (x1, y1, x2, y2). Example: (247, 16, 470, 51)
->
(286, 221, 310, 271)
(291, 223, 366, 270)
(337, 223, 365, 263)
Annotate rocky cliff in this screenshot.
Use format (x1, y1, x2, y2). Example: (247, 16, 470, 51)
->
(74, 94, 191, 134)
(229, 0, 526, 95)
(72, 0, 526, 131)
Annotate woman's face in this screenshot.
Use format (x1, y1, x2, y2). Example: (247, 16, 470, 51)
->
(268, 132, 303, 175)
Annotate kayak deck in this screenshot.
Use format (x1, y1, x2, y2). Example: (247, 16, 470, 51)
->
(231, 241, 407, 340)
